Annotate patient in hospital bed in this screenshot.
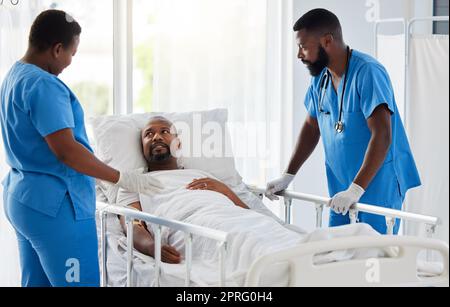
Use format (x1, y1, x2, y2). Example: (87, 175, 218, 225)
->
(117, 116, 275, 263)
(114, 116, 387, 285)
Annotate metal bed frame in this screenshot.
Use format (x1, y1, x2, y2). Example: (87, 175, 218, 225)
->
(97, 186, 442, 287)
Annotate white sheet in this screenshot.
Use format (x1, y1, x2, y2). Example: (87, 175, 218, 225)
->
(101, 169, 388, 287)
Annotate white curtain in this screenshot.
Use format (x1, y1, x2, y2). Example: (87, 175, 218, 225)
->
(377, 35, 406, 121)
(0, 2, 41, 287)
(151, 0, 293, 214)
(376, 33, 449, 243)
(405, 35, 449, 244)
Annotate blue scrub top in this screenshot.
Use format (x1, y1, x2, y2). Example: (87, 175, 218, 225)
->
(0, 62, 95, 220)
(304, 50, 421, 207)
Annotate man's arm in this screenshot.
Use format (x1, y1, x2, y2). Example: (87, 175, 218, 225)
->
(223, 191, 249, 209)
(329, 104, 393, 215)
(119, 202, 181, 264)
(187, 179, 249, 209)
(353, 104, 392, 189)
(286, 115, 321, 175)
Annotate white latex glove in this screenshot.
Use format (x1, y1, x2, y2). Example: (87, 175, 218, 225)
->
(265, 173, 295, 201)
(116, 170, 165, 195)
(329, 183, 365, 216)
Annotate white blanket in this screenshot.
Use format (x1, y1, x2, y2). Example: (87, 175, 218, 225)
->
(103, 169, 389, 286)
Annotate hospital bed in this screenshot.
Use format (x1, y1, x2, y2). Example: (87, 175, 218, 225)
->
(96, 188, 448, 287)
(90, 109, 448, 287)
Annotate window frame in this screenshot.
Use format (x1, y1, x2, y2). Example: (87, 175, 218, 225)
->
(113, 0, 134, 115)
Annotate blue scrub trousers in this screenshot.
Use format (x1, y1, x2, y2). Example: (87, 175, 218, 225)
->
(3, 192, 100, 287)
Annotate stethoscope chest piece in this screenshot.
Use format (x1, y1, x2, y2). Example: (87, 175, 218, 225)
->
(335, 121, 344, 133)
(320, 46, 352, 136)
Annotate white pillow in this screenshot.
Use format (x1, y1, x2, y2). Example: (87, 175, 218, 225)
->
(89, 109, 243, 204)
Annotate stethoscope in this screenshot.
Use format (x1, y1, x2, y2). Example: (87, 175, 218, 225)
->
(318, 46, 352, 134)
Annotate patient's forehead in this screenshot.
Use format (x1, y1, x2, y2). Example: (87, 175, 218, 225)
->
(142, 117, 177, 134)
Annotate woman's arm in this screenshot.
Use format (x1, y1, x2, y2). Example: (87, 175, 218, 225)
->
(45, 128, 164, 195)
(45, 128, 120, 183)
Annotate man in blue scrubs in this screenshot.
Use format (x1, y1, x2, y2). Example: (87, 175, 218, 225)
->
(265, 9, 421, 234)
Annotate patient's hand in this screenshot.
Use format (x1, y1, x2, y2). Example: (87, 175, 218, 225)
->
(187, 178, 232, 197)
(147, 242, 181, 264)
(187, 178, 249, 209)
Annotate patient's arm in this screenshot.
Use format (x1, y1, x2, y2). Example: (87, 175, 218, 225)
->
(187, 178, 249, 209)
(119, 202, 181, 264)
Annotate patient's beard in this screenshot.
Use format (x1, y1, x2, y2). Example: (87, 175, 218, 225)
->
(150, 151, 172, 162)
(147, 143, 173, 163)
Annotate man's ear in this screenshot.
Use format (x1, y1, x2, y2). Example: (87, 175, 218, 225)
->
(169, 136, 181, 149)
(320, 33, 334, 49)
(171, 137, 182, 158)
(52, 43, 64, 58)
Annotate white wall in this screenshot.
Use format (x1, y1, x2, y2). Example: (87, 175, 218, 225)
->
(290, 0, 432, 231)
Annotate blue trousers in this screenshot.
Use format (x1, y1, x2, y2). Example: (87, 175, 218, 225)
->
(4, 192, 99, 287)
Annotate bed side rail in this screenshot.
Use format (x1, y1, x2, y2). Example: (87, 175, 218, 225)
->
(97, 202, 228, 287)
(248, 186, 440, 237)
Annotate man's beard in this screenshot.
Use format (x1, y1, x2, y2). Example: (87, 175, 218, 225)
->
(147, 143, 172, 163)
(303, 46, 329, 77)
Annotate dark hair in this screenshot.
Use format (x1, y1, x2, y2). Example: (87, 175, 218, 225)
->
(293, 8, 342, 41)
(29, 9, 81, 52)
(147, 116, 173, 126)
(145, 116, 178, 134)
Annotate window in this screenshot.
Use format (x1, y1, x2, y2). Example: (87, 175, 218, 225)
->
(46, 0, 114, 117)
(433, 0, 449, 34)
(133, 0, 156, 113)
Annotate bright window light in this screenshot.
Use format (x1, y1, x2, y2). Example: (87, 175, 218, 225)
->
(48, 0, 114, 117)
(133, 0, 157, 113)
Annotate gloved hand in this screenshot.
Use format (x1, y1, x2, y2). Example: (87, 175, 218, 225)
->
(116, 170, 165, 195)
(265, 173, 295, 201)
(329, 183, 365, 215)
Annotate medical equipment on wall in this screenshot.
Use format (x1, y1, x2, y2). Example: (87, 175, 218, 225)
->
(318, 46, 352, 134)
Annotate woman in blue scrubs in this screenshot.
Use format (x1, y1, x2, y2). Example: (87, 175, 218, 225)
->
(0, 10, 162, 287)
(266, 9, 421, 235)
